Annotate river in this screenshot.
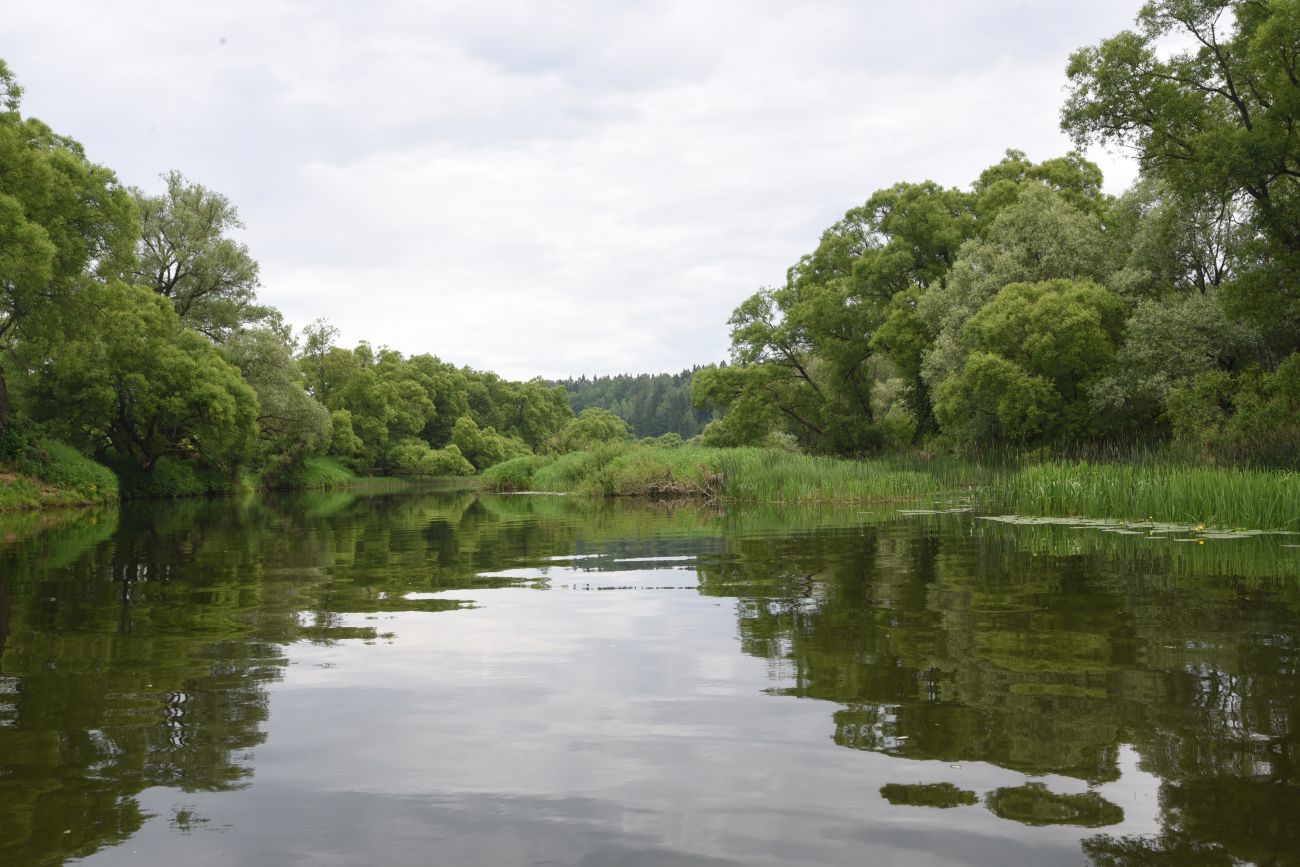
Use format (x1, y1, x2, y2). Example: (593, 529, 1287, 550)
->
(1, 489, 1296, 865)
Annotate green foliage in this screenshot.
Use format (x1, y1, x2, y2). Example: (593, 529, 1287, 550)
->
(531, 444, 630, 492)
(1090, 290, 1262, 431)
(1167, 353, 1300, 462)
(115, 455, 243, 498)
(481, 455, 548, 492)
(1063, 0, 1300, 344)
(132, 171, 269, 339)
(716, 448, 949, 504)
(26, 281, 259, 473)
(0, 474, 43, 511)
(573, 446, 726, 498)
(517, 444, 968, 504)
(0, 71, 137, 427)
(991, 458, 1300, 530)
(558, 369, 714, 438)
(21, 438, 118, 500)
(714, 179, 982, 454)
(327, 409, 365, 464)
(640, 432, 684, 448)
(693, 366, 781, 446)
(705, 151, 1134, 457)
(270, 456, 358, 490)
(919, 184, 1118, 395)
(390, 438, 476, 477)
(222, 324, 331, 479)
(299, 330, 567, 477)
(971, 149, 1109, 221)
(0, 436, 118, 509)
(549, 407, 633, 453)
(450, 416, 530, 470)
(934, 279, 1127, 446)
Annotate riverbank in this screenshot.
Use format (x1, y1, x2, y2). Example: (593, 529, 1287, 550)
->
(483, 444, 1300, 531)
(0, 438, 120, 511)
(0, 450, 413, 514)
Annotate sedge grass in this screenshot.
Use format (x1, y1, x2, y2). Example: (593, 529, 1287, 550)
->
(482, 441, 1299, 532)
(989, 460, 1300, 531)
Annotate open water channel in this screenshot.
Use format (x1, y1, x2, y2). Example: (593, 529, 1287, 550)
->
(1, 488, 1297, 865)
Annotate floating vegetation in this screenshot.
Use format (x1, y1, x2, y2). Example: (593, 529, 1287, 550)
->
(978, 514, 1296, 540)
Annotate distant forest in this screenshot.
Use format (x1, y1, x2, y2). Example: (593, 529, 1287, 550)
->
(555, 369, 717, 439)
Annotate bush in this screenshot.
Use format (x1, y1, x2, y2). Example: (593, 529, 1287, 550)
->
(482, 455, 548, 491)
(1167, 353, 1300, 464)
(532, 444, 629, 490)
(389, 439, 476, 477)
(268, 456, 358, 489)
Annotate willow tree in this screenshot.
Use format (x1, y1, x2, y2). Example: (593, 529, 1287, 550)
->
(1062, 0, 1300, 343)
(132, 171, 269, 340)
(0, 60, 136, 430)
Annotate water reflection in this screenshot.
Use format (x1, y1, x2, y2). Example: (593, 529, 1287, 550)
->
(0, 491, 1295, 865)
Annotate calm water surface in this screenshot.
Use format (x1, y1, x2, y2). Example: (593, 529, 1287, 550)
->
(1, 490, 1297, 866)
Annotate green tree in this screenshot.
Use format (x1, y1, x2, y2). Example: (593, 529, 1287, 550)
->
(132, 171, 268, 340)
(919, 184, 1118, 398)
(709, 180, 980, 453)
(25, 281, 258, 472)
(450, 416, 530, 470)
(549, 407, 633, 453)
(0, 60, 136, 430)
(933, 279, 1128, 446)
(1089, 290, 1262, 432)
(1062, 0, 1300, 341)
(1167, 352, 1300, 461)
(221, 323, 331, 478)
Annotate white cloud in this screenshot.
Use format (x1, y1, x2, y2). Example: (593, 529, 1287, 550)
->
(7, 0, 1141, 378)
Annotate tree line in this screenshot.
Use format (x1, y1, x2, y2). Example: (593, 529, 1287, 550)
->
(3, 0, 1297, 493)
(0, 59, 640, 493)
(554, 369, 715, 439)
(692, 0, 1300, 464)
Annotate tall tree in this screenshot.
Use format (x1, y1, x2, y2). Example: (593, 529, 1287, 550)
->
(132, 171, 268, 340)
(1062, 0, 1300, 341)
(27, 281, 258, 472)
(0, 60, 136, 429)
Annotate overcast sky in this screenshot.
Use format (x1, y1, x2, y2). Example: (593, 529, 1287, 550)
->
(7, 1, 1141, 380)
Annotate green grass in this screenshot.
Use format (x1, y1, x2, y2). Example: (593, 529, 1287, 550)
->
(715, 448, 976, 504)
(482, 442, 1300, 531)
(485, 444, 981, 504)
(480, 455, 546, 492)
(989, 460, 1300, 531)
(0, 437, 119, 511)
(269, 456, 361, 490)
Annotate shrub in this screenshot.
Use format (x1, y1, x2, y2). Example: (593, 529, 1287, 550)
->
(482, 455, 548, 491)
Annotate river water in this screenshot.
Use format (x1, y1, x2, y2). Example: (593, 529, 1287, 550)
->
(1, 489, 1297, 866)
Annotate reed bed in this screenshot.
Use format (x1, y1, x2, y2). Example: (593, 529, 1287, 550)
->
(991, 461, 1300, 531)
(715, 449, 968, 504)
(484, 443, 1300, 532)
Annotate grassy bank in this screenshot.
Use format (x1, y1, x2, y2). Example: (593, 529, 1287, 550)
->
(484, 445, 981, 503)
(483, 444, 1300, 531)
(0, 438, 119, 511)
(1, 444, 421, 513)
